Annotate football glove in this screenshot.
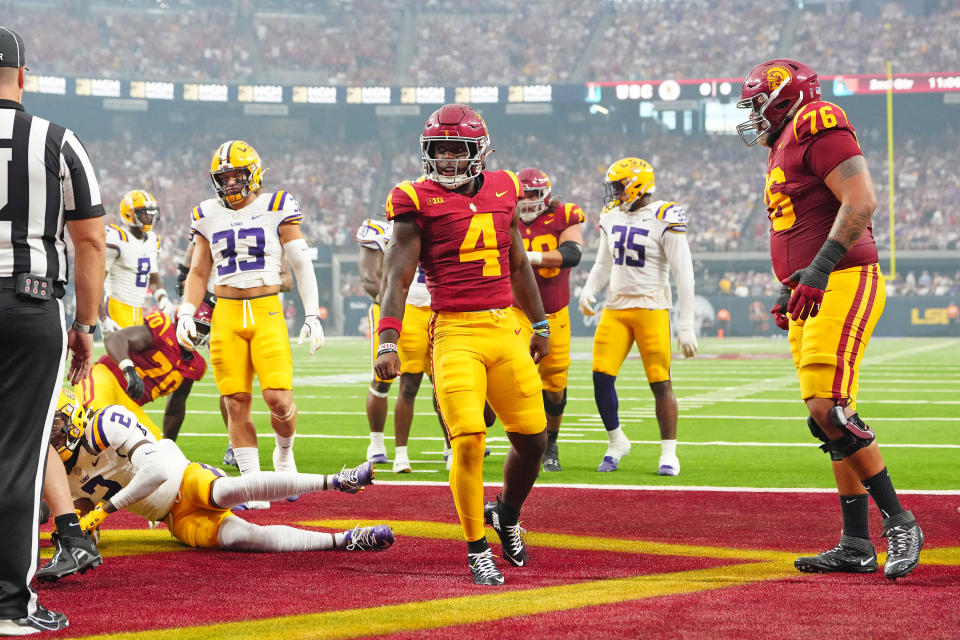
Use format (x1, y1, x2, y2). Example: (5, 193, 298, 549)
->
(677, 328, 698, 359)
(298, 315, 325, 355)
(175, 263, 189, 297)
(578, 292, 597, 316)
(175, 303, 198, 351)
(783, 238, 846, 321)
(154, 289, 175, 318)
(120, 361, 144, 400)
(99, 316, 121, 336)
(770, 284, 792, 331)
(79, 502, 110, 533)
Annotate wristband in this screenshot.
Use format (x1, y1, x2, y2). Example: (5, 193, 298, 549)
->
(377, 316, 403, 336)
(117, 358, 135, 371)
(154, 288, 168, 301)
(531, 320, 551, 338)
(72, 322, 96, 334)
(810, 238, 848, 274)
(531, 320, 549, 330)
(376, 342, 398, 357)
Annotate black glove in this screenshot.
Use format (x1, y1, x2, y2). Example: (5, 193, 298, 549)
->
(122, 365, 144, 401)
(770, 284, 792, 331)
(175, 263, 190, 297)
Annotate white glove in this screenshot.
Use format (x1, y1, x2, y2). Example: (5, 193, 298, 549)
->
(99, 316, 122, 335)
(677, 328, 698, 359)
(526, 250, 543, 266)
(298, 314, 325, 355)
(154, 289, 175, 318)
(175, 302, 198, 351)
(578, 292, 597, 316)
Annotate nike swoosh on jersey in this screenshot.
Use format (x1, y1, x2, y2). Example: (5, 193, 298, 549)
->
(496, 190, 508, 197)
(269, 311, 281, 315)
(91, 457, 100, 467)
(514, 329, 521, 335)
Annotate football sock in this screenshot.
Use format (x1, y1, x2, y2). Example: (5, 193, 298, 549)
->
(449, 433, 487, 542)
(233, 447, 261, 476)
(217, 516, 335, 551)
(607, 426, 628, 446)
(838, 493, 870, 539)
(862, 467, 905, 519)
(661, 439, 677, 458)
(395, 445, 408, 459)
(211, 471, 331, 508)
(593, 371, 620, 431)
(274, 434, 295, 468)
(467, 537, 489, 555)
(497, 498, 520, 525)
(54, 513, 84, 540)
(369, 432, 385, 450)
(546, 431, 559, 445)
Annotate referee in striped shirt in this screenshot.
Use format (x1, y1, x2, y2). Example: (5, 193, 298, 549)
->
(0, 28, 106, 635)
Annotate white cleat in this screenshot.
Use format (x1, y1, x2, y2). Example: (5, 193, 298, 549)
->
(597, 439, 631, 472)
(657, 454, 680, 476)
(366, 442, 388, 464)
(392, 451, 412, 473)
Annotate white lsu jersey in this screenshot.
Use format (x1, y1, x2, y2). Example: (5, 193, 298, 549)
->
(355, 218, 430, 308)
(191, 190, 302, 289)
(104, 224, 160, 307)
(596, 200, 691, 310)
(67, 405, 190, 522)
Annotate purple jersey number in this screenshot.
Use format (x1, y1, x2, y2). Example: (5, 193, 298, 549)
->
(136, 257, 151, 287)
(611, 225, 648, 267)
(213, 228, 266, 276)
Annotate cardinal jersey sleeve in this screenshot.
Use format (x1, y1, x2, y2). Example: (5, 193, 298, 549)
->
(561, 202, 586, 228)
(792, 101, 862, 178)
(386, 181, 423, 221)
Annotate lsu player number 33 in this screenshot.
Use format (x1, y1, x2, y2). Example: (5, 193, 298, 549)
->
(738, 58, 922, 580)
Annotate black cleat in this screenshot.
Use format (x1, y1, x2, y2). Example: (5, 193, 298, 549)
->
(468, 548, 504, 586)
(483, 494, 528, 568)
(36, 531, 102, 583)
(0, 603, 68, 635)
(542, 441, 562, 472)
(882, 510, 924, 580)
(794, 534, 878, 574)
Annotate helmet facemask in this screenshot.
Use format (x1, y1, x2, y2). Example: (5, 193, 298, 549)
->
(212, 166, 255, 207)
(132, 204, 158, 233)
(421, 138, 487, 189)
(518, 187, 549, 223)
(737, 75, 803, 147)
(50, 391, 91, 463)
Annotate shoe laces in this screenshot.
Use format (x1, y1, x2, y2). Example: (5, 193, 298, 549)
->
(469, 549, 500, 580)
(334, 464, 366, 493)
(883, 525, 918, 556)
(345, 525, 377, 550)
(504, 521, 526, 553)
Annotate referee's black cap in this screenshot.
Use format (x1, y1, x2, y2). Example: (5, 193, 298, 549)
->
(0, 27, 28, 70)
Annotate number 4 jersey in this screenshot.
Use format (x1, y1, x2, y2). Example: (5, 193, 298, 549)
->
(190, 190, 302, 288)
(104, 224, 160, 307)
(766, 100, 877, 282)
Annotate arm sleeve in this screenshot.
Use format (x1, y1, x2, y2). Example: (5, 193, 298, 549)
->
(282, 237, 320, 315)
(582, 229, 613, 298)
(663, 232, 696, 333)
(60, 129, 106, 220)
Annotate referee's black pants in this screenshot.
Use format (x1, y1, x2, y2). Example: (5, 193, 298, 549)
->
(0, 290, 65, 619)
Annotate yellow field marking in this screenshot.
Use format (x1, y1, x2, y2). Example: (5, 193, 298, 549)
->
(73, 560, 795, 640)
(38, 530, 186, 559)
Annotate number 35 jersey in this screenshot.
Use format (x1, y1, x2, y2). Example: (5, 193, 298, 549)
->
(190, 190, 302, 289)
(104, 224, 160, 307)
(766, 100, 877, 282)
(598, 200, 689, 310)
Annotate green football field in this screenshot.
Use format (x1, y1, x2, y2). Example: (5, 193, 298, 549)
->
(137, 336, 960, 491)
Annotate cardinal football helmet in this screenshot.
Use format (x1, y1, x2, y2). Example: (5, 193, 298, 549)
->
(421, 104, 490, 189)
(602, 157, 655, 214)
(119, 189, 159, 233)
(516, 167, 552, 223)
(210, 140, 263, 207)
(193, 300, 214, 349)
(50, 388, 89, 463)
(737, 58, 821, 147)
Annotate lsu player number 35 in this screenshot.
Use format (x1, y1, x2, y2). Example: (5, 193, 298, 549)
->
(738, 58, 923, 580)
(100, 190, 172, 334)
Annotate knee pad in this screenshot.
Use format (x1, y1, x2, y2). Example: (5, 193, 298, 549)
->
(543, 388, 567, 417)
(809, 406, 876, 460)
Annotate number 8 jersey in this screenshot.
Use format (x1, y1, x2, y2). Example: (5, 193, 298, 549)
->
(190, 189, 302, 288)
(104, 224, 160, 307)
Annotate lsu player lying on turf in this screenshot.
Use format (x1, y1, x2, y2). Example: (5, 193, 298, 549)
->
(77, 305, 211, 441)
(99, 190, 173, 334)
(50, 389, 393, 553)
(514, 167, 585, 472)
(178, 140, 325, 510)
(579, 157, 697, 475)
(737, 58, 922, 580)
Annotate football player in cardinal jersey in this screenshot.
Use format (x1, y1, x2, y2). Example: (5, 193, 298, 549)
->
(49, 390, 393, 554)
(579, 157, 697, 475)
(514, 168, 585, 472)
(178, 140, 325, 510)
(375, 104, 548, 586)
(738, 58, 922, 579)
(99, 190, 172, 334)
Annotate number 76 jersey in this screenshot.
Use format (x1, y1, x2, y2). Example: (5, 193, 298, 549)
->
(598, 200, 689, 310)
(190, 190, 302, 288)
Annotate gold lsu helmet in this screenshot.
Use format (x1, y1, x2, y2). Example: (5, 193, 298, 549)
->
(119, 189, 159, 233)
(210, 140, 263, 207)
(602, 157, 655, 214)
(50, 388, 89, 463)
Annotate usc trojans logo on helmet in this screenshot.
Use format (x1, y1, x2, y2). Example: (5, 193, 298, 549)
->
(210, 140, 264, 207)
(737, 59, 820, 147)
(119, 189, 158, 234)
(766, 66, 792, 92)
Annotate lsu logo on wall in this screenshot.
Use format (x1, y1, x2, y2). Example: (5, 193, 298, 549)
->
(766, 66, 792, 91)
(911, 307, 948, 325)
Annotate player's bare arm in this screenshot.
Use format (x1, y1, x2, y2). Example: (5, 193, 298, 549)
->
(358, 245, 385, 302)
(824, 155, 878, 248)
(182, 234, 214, 310)
(163, 378, 194, 440)
(104, 324, 154, 361)
(374, 216, 420, 380)
(508, 216, 549, 363)
(535, 223, 584, 269)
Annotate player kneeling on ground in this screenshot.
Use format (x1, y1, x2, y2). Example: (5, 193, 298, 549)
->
(50, 389, 393, 554)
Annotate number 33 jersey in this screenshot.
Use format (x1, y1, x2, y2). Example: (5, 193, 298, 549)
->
(104, 224, 160, 307)
(597, 200, 689, 310)
(190, 190, 302, 289)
